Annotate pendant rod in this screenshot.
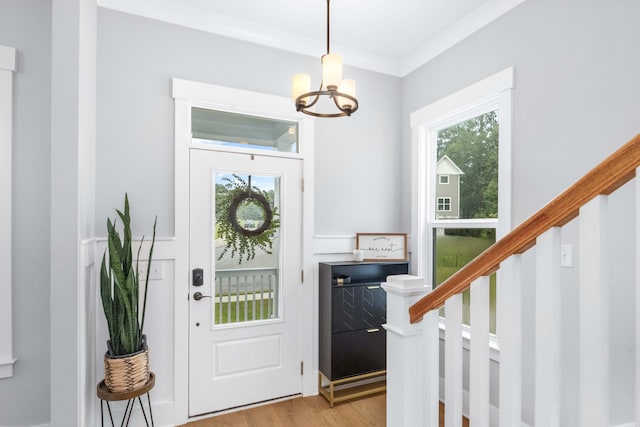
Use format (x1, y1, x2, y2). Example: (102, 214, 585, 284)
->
(326, 0, 331, 54)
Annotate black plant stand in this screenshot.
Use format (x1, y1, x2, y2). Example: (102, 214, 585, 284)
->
(97, 372, 155, 427)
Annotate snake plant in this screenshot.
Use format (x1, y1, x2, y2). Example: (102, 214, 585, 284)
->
(99, 194, 157, 356)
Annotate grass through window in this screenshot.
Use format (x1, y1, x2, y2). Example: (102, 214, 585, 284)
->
(215, 295, 274, 324)
(435, 230, 497, 333)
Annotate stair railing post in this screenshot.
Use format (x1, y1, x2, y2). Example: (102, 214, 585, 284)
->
(383, 274, 438, 427)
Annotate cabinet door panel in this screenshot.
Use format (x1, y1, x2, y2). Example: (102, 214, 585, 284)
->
(330, 329, 386, 380)
(332, 286, 386, 333)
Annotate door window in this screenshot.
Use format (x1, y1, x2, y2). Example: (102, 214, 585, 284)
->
(214, 172, 281, 325)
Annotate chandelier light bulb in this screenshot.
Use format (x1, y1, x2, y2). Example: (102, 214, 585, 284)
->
(322, 53, 342, 90)
(292, 73, 311, 102)
(337, 79, 356, 109)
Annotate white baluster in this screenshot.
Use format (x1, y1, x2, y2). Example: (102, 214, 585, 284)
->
(579, 196, 609, 426)
(470, 275, 490, 427)
(498, 255, 522, 426)
(445, 293, 463, 427)
(424, 309, 440, 427)
(535, 227, 562, 426)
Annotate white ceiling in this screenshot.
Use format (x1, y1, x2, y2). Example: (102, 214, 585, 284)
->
(97, 0, 526, 77)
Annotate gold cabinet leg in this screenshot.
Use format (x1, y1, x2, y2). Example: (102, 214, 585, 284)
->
(318, 370, 386, 408)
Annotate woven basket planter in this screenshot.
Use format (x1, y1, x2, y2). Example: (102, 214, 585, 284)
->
(104, 338, 150, 393)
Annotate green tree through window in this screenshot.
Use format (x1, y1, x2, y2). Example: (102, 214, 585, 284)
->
(437, 111, 498, 219)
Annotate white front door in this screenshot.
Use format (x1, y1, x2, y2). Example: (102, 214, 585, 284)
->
(188, 148, 303, 416)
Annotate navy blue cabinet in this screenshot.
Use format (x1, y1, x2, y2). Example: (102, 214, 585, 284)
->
(319, 261, 409, 381)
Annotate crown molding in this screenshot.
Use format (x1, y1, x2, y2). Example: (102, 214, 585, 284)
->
(98, 0, 527, 77)
(401, 0, 527, 77)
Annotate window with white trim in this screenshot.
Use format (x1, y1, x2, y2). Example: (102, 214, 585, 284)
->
(0, 45, 16, 378)
(411, 68, 513, 334)
(439, 175, 449, 184)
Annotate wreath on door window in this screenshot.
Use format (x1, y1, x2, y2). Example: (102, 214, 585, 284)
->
(216, 174, 280, 264)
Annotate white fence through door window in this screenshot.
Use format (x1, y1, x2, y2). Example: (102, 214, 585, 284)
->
(214, 268, 278, 324)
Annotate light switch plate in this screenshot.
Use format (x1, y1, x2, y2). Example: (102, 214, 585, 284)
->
(560, 244, 573, 268)
(137, 261, 164, 281)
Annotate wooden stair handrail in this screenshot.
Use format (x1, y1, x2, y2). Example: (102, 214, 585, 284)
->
(409, 133, 640, 324)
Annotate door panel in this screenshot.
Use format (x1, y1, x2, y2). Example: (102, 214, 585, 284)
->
(215, 335, 281, 376)
(189, 149, 302, 416)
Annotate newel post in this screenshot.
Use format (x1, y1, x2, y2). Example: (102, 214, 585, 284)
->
(383, 275, 439, 427)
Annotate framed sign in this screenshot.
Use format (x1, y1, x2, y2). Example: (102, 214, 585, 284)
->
(356, 233, 408, 262)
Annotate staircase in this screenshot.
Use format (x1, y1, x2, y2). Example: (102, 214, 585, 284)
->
(384, 134, 640, 426)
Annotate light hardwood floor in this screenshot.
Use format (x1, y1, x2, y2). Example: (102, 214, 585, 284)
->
(180, 393, 468, 427)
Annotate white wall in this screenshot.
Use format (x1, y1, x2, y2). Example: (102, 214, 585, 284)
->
(1, 4, 402, 425)
(0, 0, 52, 425)
(401, 0, 640, 424)
(96, 8, 403, 237)
(2, 0, 639, 425)
(95, 8, 403, 426)
(50, 0, 97, 424)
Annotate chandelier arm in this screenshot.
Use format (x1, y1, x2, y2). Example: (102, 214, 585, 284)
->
(298, 108, 348, 118)
(331, 91, 358, 116)
(296, 90, 359, 118)
(297, 92, 320, 110)
(296, 89, 332, 110)
(296, 80, 325, 110)
(295, 90, 345, 117)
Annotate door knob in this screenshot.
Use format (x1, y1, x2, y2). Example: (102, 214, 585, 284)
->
(193, 292, 212, 301)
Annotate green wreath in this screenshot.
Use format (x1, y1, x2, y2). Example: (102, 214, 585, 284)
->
(216, 174, 280, 264)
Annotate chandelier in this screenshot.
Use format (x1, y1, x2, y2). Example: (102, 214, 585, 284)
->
(292, 0, 359, 118)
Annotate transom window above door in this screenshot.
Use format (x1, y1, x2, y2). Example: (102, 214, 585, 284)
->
(191, 107, 299, 153)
